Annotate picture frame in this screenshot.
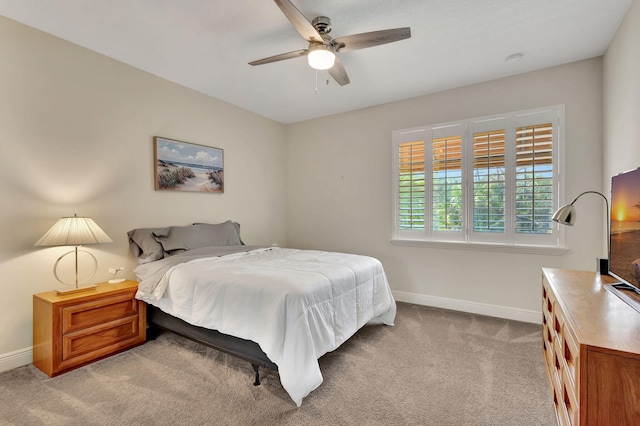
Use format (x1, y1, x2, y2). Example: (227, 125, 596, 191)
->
(153, 136, 224, 193)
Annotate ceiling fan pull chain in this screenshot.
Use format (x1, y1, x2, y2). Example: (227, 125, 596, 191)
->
(315, 68, 318, 94)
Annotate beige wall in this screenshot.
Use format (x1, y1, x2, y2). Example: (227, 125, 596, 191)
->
(604, 0, 640, 185)
(286, 58, 604, 320)
(0, 16, 287, 358)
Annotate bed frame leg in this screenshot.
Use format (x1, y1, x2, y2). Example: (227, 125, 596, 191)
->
(146, 322, 159, 341)
(252, 364, 261, 386)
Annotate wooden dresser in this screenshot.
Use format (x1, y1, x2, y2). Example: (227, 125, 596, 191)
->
(542, 268, 640, 425)
(33, 280, 146, 377)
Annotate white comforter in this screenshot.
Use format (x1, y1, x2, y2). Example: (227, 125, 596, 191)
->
(135, 247, 396, 406)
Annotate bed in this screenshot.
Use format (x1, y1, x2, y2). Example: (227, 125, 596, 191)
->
(129, 221, 396, 406)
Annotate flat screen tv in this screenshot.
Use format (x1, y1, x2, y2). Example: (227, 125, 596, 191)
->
(607, 167, 640, 312)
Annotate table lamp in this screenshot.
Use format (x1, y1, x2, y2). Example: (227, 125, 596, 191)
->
(552, 190, 610, 273)
(34, 214, 113, 294)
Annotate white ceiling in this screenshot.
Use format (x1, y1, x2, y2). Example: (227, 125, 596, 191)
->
(0, 0, 632, 124)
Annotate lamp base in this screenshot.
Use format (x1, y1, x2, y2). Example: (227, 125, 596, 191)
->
(56, 285, 98, 296)
(597, 257, 609, 275)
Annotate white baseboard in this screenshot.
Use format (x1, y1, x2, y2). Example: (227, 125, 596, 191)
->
(392, 290, 542, 324)
(0, 346, 33, 373)
(0, 294, 539, 371)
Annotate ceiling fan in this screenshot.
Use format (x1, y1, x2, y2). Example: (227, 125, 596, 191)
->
(249, 0, 411, 86)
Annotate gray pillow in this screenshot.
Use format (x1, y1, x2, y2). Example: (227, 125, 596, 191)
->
(193, 221, 244, 245)
(154, 221, 242, 254)
(127, 227, 169, 264)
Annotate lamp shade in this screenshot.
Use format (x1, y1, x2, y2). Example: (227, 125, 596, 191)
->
(307, 44, 335, 70)
(551, 204, 576, 226)
(34, 214, 113, 247)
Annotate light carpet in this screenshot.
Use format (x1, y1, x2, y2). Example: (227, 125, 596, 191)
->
(0, 302, 556, 425)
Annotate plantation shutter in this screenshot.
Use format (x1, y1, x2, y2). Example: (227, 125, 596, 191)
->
(472, 129, 506, 233)
(432, 135, 463, 231)
(398, 140, 425, 230)
(515, 123, 554, 235)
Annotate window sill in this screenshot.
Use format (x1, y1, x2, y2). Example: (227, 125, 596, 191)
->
(390, 238, 569, 256)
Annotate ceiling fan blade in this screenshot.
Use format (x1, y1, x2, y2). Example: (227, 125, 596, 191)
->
(328, 56, 350, 86)
(274, 0, 323, 43)
(333, 27, 411, 52)
(249, 49, 308, 66)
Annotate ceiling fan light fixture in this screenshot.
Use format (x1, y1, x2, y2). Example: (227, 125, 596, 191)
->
(250, 0, 411, 86)
(307, 44, 335, 70)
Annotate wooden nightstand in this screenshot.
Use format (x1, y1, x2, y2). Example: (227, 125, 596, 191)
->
(33, 280, 146, 377)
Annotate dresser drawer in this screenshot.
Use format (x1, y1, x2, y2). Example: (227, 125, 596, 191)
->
(553, 301, 563, 340)
(543, 286, 554, 318)
(543, 324, 554, 369)
(562, 367, 579, 426)
(562, 322, 579, 388)
(62, 293, 140, 334)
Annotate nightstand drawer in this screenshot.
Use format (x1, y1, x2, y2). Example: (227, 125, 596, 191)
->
(62, 315, 141, 361)
(62, 293, 140, 334)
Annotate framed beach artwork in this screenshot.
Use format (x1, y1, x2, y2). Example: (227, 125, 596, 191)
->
(153, 136, 224, 193)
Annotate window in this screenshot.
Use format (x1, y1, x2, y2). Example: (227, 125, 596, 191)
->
(392, 105, 564, 249)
